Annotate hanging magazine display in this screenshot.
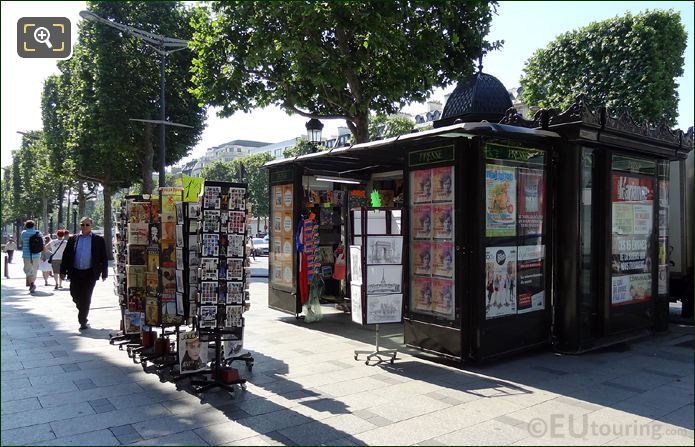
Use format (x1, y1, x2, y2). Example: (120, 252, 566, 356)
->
(270, 183, 294, 288)
(179, 331, 208, 374)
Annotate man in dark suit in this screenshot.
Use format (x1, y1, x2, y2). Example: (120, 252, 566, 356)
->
(60, 217, 109, 331)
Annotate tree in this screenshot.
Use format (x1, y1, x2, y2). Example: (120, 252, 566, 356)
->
(282, 138, 328, 159)
(520, 10, 687, 126)
(368, 114, 415, 141)
(190, 1, 499, 143)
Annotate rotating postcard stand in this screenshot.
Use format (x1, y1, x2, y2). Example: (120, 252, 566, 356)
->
(350, 207, 404, 365)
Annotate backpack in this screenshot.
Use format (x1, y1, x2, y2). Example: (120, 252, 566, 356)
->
(29, 232, 44, 254)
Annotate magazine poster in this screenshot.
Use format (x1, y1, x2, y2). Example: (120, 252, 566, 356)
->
(176, 225, 184, 248)
(432, 166, 454, 202)
(224, 338, 244, 359)
(485, 246, 517, 319)
(282, 212, 293, 235)
(411, 277, 432, 313)
(282, 239, 293, 261)
(227, 258, 244, 280)
(349, 245, 362, 284)
(127, 288, 145, 312)
(516, 245, 545, 314)
(611, 175, 653, 235)
(273, 213, 282, 234)
(187, 202, 200, 219)
(273, 239, 281, 261)
(366, 236, 403, 264)
(149, 199, 160, 224)
(176, 248, 184, 270)
(412, 205, 432, 239)
(229, 211, 246, 234)
(612, 273, 652, 306)
(611, 236, 650, 274)
(145, 297, 159, 326)
(200, 257, 219, 280)
(225, 305, 244, 328)
(274, 186, 283, 208)
(411, 169, 432, 203)
(161, 221, 176, 243)
(148, 223, 160, 245)
(176, 269, 184, 292)
(283, 185, 293, 209)
(128, 222, 149, 245)
(176, 292, 184, 316)
(189, 250, 199, 269)
(431, 278, 454, 318)
(161, 301, 179, 324)
(227, 282, 244, 304)
(128, 245, 146, 265)
(160, 268, 176, 292)
(203, 210, 221, 233)
(202, 234, 220, 257)
(145, 272, 159, 295)
(485, 165, 517, 237)
(229, 234, 245, 257)
(203, 186, 222, 209)
(128, 202, 150, 223)
(189, 302, 197, 322)
(366, 293, 403, 324)
(632, 204, 653, 235)
(188, 235, 199, 253)
(160, 187, 182, 218)
(160, 243, 176, 268)
(229, 187, 246, 210)
(199, 305, 218, 328)
(126, 265, 146, 288)
(412, 241, 432, 276)
(366, 265, 402, 294)
(124, 311, 143, 334)
(189, 268, 198, 284)
(518, 168, 545, 236)
(432, 204, 453, 239)
(200, 281, 218, 304)
(175, 202, 184, 224)
(188, 220, 199, 234)
(432, 242, 454, 278)
(351, 284, 363, 324)
(179, 331, 208, 374)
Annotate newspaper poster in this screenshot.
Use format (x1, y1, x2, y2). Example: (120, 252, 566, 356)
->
(486, 165, 516, 237)
(432, 166, 454, 202)
(412, 205, 432, 239)
(516, 245, 545, 314)
(412, 241, 432, 276)
(431, 278, 454, 317)
(411, 169, 432, 203)
(612, 273, 652, 306)
(411, 277, 432, 313)
(518, 168, 544, 236)
(432, 242, 454, 278)
(432, 203, 453, 240)
(485, 246, 517, 319)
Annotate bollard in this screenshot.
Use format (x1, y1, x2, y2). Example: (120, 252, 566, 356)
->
(3, 255, 8, 278)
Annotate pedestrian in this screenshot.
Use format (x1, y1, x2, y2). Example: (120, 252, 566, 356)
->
(248, 236, 255, 260)
(60, 217, 108, 331)
(4, 237, 16, 263)
(20, 220, 43, 294)
(46, 229, 68, 290)
(38, 235, 54, 286)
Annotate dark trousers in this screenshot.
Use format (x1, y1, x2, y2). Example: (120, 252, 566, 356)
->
(70, 269, 97, 325)
(7, 250, 14, 263)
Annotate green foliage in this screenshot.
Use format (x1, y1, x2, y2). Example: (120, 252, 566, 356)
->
(368, 114, 415, 141)
(520, 10, 687, 126)
(282, 138, 328, 159)
(190, 1, 499, 143)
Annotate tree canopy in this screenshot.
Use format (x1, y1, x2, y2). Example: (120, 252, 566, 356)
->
(520, 10, 687, 126)
(190, 1, 499, 143)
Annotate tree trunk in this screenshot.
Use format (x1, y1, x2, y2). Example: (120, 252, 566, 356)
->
(103, 183, 114, 260)
(142, 123, 154, 195)
(353, 112, 370, 144)
(42, 192, 48, 234)
(78, 185, 86, 217)
(56, 185, 64, 228)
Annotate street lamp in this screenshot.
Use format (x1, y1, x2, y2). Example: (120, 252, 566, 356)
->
(79, 10, 191, 188)
(72, 199, 79, 234)
(305, 119, 324, 149)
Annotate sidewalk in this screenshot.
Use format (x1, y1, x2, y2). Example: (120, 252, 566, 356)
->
(1, 258, 693, 446)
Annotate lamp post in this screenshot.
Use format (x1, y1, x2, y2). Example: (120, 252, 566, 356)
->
(72, 199, 79, 234)
(79, 10, 190, 188)
(305, 118, 324, 152)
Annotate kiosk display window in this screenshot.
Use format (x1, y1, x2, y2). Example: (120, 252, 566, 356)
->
(409, 165, 455, 320)
(270, 183, 294, 288)
(484, 142, 547, 320)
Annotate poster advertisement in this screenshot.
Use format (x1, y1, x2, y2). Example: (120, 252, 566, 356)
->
(179, 331, 208, 374)
(432, 204, 453, 240)
(411, 169, 432, 203)
(412, 242, 431, 276)
(432, 242, 454, 278)
(658, 265, 668, 295)
(432, 166, 454, 202)
(273, 186, 283, 208)
(516, 245, 545, 314)
(412, 205, 432, 239)
(431, 278, 454, 317)
(632, 204, 653, 235)
(366, 294, 403, 324)
(612, 273, 652, 305)
(273, 213, 282, 234)
(486, 165, 517, 237)
(612, 203, 635, 235)
(351, 284, 363, 324)
(485, 246, 517, 319)
(283, 185, 293, 209)
(411, 277, 432, 313)
(283, 213, 293, 234)
(518, 168, 544, 236)
(366, 265, 402, 294)
(611, 236, 650, 274)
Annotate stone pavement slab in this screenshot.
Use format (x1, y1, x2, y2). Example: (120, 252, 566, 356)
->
(1, 259, 693, 446)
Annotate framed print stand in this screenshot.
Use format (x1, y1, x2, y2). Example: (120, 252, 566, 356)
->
(349, 207, 404, 365)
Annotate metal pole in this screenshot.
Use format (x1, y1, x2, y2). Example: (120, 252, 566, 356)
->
(159, 47, 166, 188)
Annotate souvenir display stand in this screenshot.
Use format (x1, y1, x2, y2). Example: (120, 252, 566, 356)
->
(350, 207, 404, 364)
(177, 180, 252, 396)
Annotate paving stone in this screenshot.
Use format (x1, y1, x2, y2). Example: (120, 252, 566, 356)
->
(222, 435, 272, 446)
(89, 398, 116, 414)
(61, 364, 81, 372)
(279, 413, 377, 445)
(109, 423, 140, 437)
(35, 429, 120, 446)
(39, 383, 144, 408)
(50, 403, 172, 438)
(0, 396, 42, 415)
(194, 420, 262, 445)
(50, 350, 69, 358)
(130, 429, 209, 446)
(0, 423, 56, 446)
(1, 401, 94, 431)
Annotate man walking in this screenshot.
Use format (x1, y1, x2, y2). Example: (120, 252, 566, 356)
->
(5, 237, 16, 263)
(60, 217, 108, 331)
(20, 220, 42, 293)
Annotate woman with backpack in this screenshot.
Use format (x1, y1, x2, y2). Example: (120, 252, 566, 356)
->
(21, 219, 43, 294)
(46, 230, 68, 290)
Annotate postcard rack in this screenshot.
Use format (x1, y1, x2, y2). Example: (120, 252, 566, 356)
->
(349, 207, 404, 365)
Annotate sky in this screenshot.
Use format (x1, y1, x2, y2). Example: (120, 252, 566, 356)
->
(1, 1, 693, 170)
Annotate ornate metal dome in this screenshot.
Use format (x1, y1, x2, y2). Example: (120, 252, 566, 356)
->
(434, 71, 512, 128)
